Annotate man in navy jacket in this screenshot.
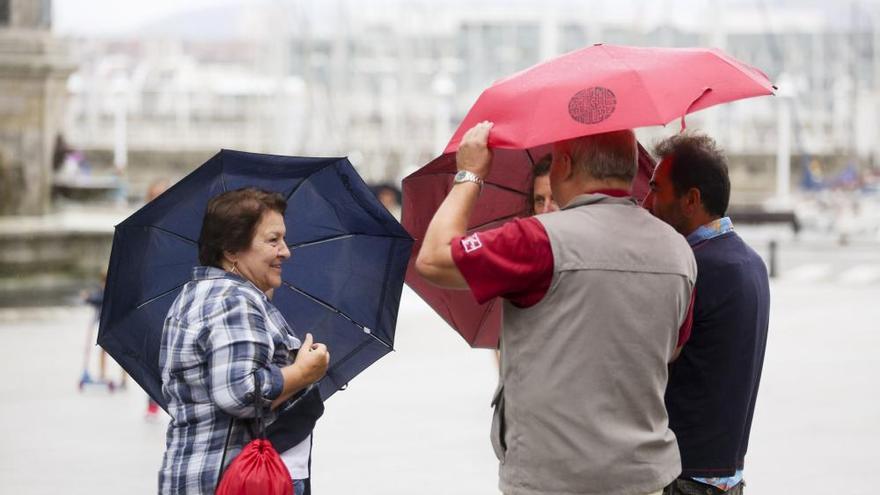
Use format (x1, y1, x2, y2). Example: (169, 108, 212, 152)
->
(645, 133, 770, 495)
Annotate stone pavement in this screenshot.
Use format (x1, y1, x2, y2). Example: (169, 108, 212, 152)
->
(1, 283, 878, 494)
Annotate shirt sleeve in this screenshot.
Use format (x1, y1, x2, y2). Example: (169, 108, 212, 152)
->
(203, 295, 285, 418)
(677, 288, 695, 348)
(450, 217, 554, 308)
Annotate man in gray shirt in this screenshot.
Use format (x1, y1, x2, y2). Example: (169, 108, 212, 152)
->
(416, 122, 696, 495)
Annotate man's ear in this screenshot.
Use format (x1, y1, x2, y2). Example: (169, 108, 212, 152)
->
(560, 153, 575, 180)
(684, 187, 702, 216)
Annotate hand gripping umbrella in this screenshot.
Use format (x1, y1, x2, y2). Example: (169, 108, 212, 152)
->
(97, 150, 413, 406)
(402, 43, 775, 348)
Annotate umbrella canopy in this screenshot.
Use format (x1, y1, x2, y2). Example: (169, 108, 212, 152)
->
(445, 43, 775, 153)
(403, 44, 774, 348)
(98, 150, 413, 406)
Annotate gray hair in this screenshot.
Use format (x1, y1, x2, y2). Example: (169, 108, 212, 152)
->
(557, 129, 637, 183)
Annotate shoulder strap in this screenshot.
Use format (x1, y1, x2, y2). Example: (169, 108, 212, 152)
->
(216, 374, 267, 485)
(217, 417, 235, 487)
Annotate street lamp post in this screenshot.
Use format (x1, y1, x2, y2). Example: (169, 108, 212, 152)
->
(775, 94, 792, 205)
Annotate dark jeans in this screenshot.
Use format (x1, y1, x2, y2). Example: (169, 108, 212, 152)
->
(663, 478, 744, 495)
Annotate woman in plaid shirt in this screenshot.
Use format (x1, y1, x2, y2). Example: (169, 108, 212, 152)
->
(158, 188, 330, 494)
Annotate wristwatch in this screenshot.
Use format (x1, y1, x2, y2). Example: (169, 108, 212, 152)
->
(453, 170, 484, 190)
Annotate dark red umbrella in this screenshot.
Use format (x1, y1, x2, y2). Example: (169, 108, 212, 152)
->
(402, 44, 774, 348)
(402, 145, 656, 348)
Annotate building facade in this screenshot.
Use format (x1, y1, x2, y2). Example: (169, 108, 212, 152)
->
(60, 1, 880, 191)
(0, 0, 73, 215)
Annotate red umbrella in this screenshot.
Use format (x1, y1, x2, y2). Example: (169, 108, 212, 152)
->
(402, 44, 775, 348)
(445, 43, 775, 153)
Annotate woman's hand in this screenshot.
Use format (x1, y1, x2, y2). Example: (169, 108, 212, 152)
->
(272, 333, 330, 409)
(293, 333, 329, 385)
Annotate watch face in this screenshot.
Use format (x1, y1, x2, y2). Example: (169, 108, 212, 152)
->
(454, 170, 467, 182)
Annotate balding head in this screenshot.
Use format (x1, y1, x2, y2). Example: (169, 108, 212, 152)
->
(549, 129, 637, 207)
(555, 129, 637, 184)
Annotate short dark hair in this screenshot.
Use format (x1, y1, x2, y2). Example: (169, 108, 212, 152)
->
(654, 133, 730, 217)
(198, 188, 287, 268)
(532, 154, 552, 178)
(526, 154, 553, 215)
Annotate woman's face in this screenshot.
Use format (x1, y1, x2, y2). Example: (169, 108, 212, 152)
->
(234, 210, 290, 293)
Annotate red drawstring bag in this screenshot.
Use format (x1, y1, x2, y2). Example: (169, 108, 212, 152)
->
(216, 378, 294, 495)
(216, 438, 292, 495)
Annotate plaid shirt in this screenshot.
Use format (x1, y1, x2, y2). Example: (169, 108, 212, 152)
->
(158, 266, 301, 494)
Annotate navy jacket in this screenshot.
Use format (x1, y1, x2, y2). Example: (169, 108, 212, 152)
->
(267, 385, 324, 453)
(665, 231, 770, 478)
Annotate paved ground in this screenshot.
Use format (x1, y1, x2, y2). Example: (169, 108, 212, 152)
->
(0, 288, 500, 494)
(1, 279, 878, 494)
(736, 227, 880, 287)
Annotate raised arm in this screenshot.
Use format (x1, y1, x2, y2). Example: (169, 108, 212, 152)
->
(416, 121, 494, 289)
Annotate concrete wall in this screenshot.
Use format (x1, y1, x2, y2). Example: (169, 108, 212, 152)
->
(81, 148, 216, 200)
(0, 0, 73, 215)
(0, 227, 112, 306)
(4, 0, 52, 29)
(0, 56, 69, 214)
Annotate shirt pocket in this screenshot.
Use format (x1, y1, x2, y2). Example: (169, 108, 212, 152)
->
(266, 307, 301, 366)
(276, 328, 302, 366)
(490, 383, 507, 463)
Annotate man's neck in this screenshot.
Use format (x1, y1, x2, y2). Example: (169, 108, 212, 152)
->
(558, 179, 630, 206)
(556, 175, 633, 207)
(581, 178, 631, 195)
(683, 214, 722, 237)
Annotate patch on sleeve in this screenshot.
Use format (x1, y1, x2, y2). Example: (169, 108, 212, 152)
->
(460, 233, 483, 253)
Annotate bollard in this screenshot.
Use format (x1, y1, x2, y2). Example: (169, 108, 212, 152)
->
(768, 240, 778, 279)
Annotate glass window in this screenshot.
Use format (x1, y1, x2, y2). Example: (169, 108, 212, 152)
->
(0, 0, 10, 26)
(40, 0, 52, 28)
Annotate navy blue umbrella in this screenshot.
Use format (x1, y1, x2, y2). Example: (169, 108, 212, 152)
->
(97, 150, 413, 407)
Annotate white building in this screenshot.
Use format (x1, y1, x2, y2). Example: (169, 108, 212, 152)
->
(60, 0, 880, 185)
